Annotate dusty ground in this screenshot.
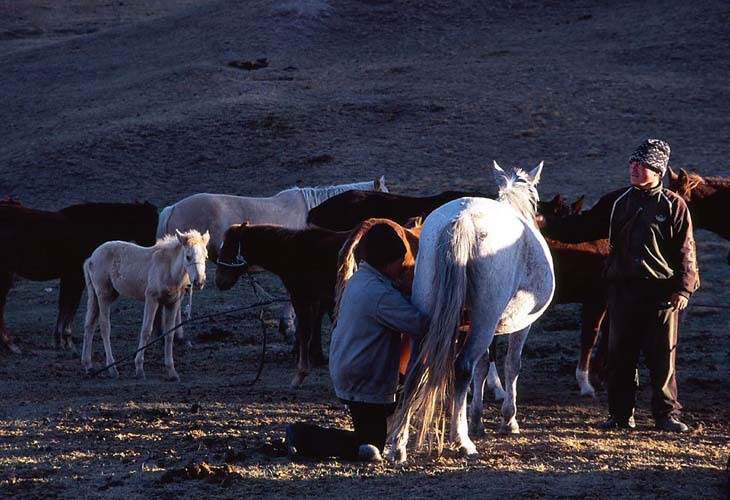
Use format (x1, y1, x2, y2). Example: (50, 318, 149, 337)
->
(1, 0, 729, 498)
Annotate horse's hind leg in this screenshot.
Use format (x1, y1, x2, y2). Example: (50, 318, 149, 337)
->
(486, 336, 505, 401)
(162, 302, 180, 382)
(81, 276, 100, 374)
(453, 319, 498, 456)
(291, 301, 313, 388)
(56, 273, 85, 352)
(575, 301, 606, 397)
(0, 271, 20, 354)
(500, 326, 531, 434)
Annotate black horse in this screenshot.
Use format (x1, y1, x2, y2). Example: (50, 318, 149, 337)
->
(0, 200, 158, 352)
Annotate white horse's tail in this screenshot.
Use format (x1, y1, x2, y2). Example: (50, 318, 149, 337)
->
(389, 212, 476, 455)
(156, 204, 174, 240)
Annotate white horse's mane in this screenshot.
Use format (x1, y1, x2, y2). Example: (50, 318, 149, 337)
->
(496, 168, 539, 223)
(154, 230, 206, 249)
(283, 180, 377, 211)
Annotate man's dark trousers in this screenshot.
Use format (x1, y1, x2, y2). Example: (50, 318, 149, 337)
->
(607, 283, 681, 422)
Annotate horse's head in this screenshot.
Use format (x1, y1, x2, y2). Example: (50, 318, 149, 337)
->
(176, 229, 209, 289)
(215, 223, 249, 290)
(493, 160, 544, 223)
(133, 201, 159, 246)
(538, 194, 584, 218)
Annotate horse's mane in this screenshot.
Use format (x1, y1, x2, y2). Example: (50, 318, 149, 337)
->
(284, 181, 375, 211)
(155, 230, 207, 249)
(496, 168, 539, 222)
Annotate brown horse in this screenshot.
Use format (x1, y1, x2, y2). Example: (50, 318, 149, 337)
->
(215, 219, 420, 387)
(0, 200, 158, 353)
(668, 167, 730, 248)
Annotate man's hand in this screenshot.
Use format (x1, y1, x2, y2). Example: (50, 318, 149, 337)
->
(669, 292, 688, 311)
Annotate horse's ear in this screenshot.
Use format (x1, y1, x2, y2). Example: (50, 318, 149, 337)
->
(571, 195, 585, 214)
(202, 230, 210, 244)
(492, 160, 505, 176)
(527, 161, 544, 185)
(375, 175, 387, 192)
(176, 229, 187, 245)
(667, 166, 679, 182)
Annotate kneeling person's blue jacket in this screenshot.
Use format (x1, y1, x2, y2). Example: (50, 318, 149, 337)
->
(329, 262, 428, 404)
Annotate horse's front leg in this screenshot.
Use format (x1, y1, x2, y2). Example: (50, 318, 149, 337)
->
(162, 301, 180, 381)
(575, 301, 607, 397)
(500, 326, 531, 434)
(56, 273, 85, 352)
(0, 271, 20, 354)
(290, 301, 312, 388)
(134, 297, 159, 379)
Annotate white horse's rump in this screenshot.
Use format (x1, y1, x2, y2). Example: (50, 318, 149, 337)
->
(388, 162, 554, 462)
(81, 230, 209, 381)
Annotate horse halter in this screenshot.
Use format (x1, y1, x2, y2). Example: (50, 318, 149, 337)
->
(216, 240, 248, 269)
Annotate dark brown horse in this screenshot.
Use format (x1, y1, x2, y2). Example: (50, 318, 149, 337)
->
(307, 190, 485, 231)
(215, 218, 420, 387)
(668, 167, 730, 258)
(0, 200, 158, 353)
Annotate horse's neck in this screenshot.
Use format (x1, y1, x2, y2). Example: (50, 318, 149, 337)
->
(242, 229, 293, 273)
(689, 190, 730, 239)
(157, 243, 187, 285)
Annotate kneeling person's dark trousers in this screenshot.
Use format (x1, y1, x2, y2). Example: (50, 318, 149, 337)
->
(607, 285, 681, 422)
(288, 401, 394, 460)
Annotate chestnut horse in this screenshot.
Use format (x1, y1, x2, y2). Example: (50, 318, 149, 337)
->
(215, 218, 419, 387)
(668, 167, 730, 249)
(0, 200, 158, 353)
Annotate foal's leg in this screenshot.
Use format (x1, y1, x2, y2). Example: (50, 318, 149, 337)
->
(162, 302, 180, 382)
(575, 301, 607, 397)
(500, 326, 531, 434)
(0, 271, 20, 354)
(56, 273, 85, 351)
(486, 336, 506, 401)
(97, 295, 120, 379)
(134, 297, 159, 379)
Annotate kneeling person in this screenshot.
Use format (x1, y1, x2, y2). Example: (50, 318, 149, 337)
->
(286, 223, 428, 461)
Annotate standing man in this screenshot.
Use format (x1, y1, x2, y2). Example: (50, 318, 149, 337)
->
(540, 139, 699, 432)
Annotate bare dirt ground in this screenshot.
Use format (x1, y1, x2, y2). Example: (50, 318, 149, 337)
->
(1, 0, 729, 498)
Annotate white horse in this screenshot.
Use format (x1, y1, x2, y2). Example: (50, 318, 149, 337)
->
(387, 162, 555, 462)
(81, 229, 209, 381)
(156, 177, 388, 259)
(156, 177, 388, 340)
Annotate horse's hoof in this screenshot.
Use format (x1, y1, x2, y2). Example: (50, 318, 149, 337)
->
(165, 370, 180, 382)
(459, 444, 479, 458)
(135, 369, 146, 380)
(499, 421, 520, 435)
(386, 446, 407, 464)
(107, 367, 120, 379)
(579, 385, 596, 398)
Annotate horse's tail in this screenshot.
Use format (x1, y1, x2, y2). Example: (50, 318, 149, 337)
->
(333, 219, 377, 322)
(156, 204, 174, 240)
(389, 211, 475, 455)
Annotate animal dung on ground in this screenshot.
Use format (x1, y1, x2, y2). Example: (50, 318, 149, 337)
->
(228, 58, 269, 70)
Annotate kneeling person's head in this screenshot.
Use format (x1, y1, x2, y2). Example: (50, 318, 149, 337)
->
(361, 223, 407, 279)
